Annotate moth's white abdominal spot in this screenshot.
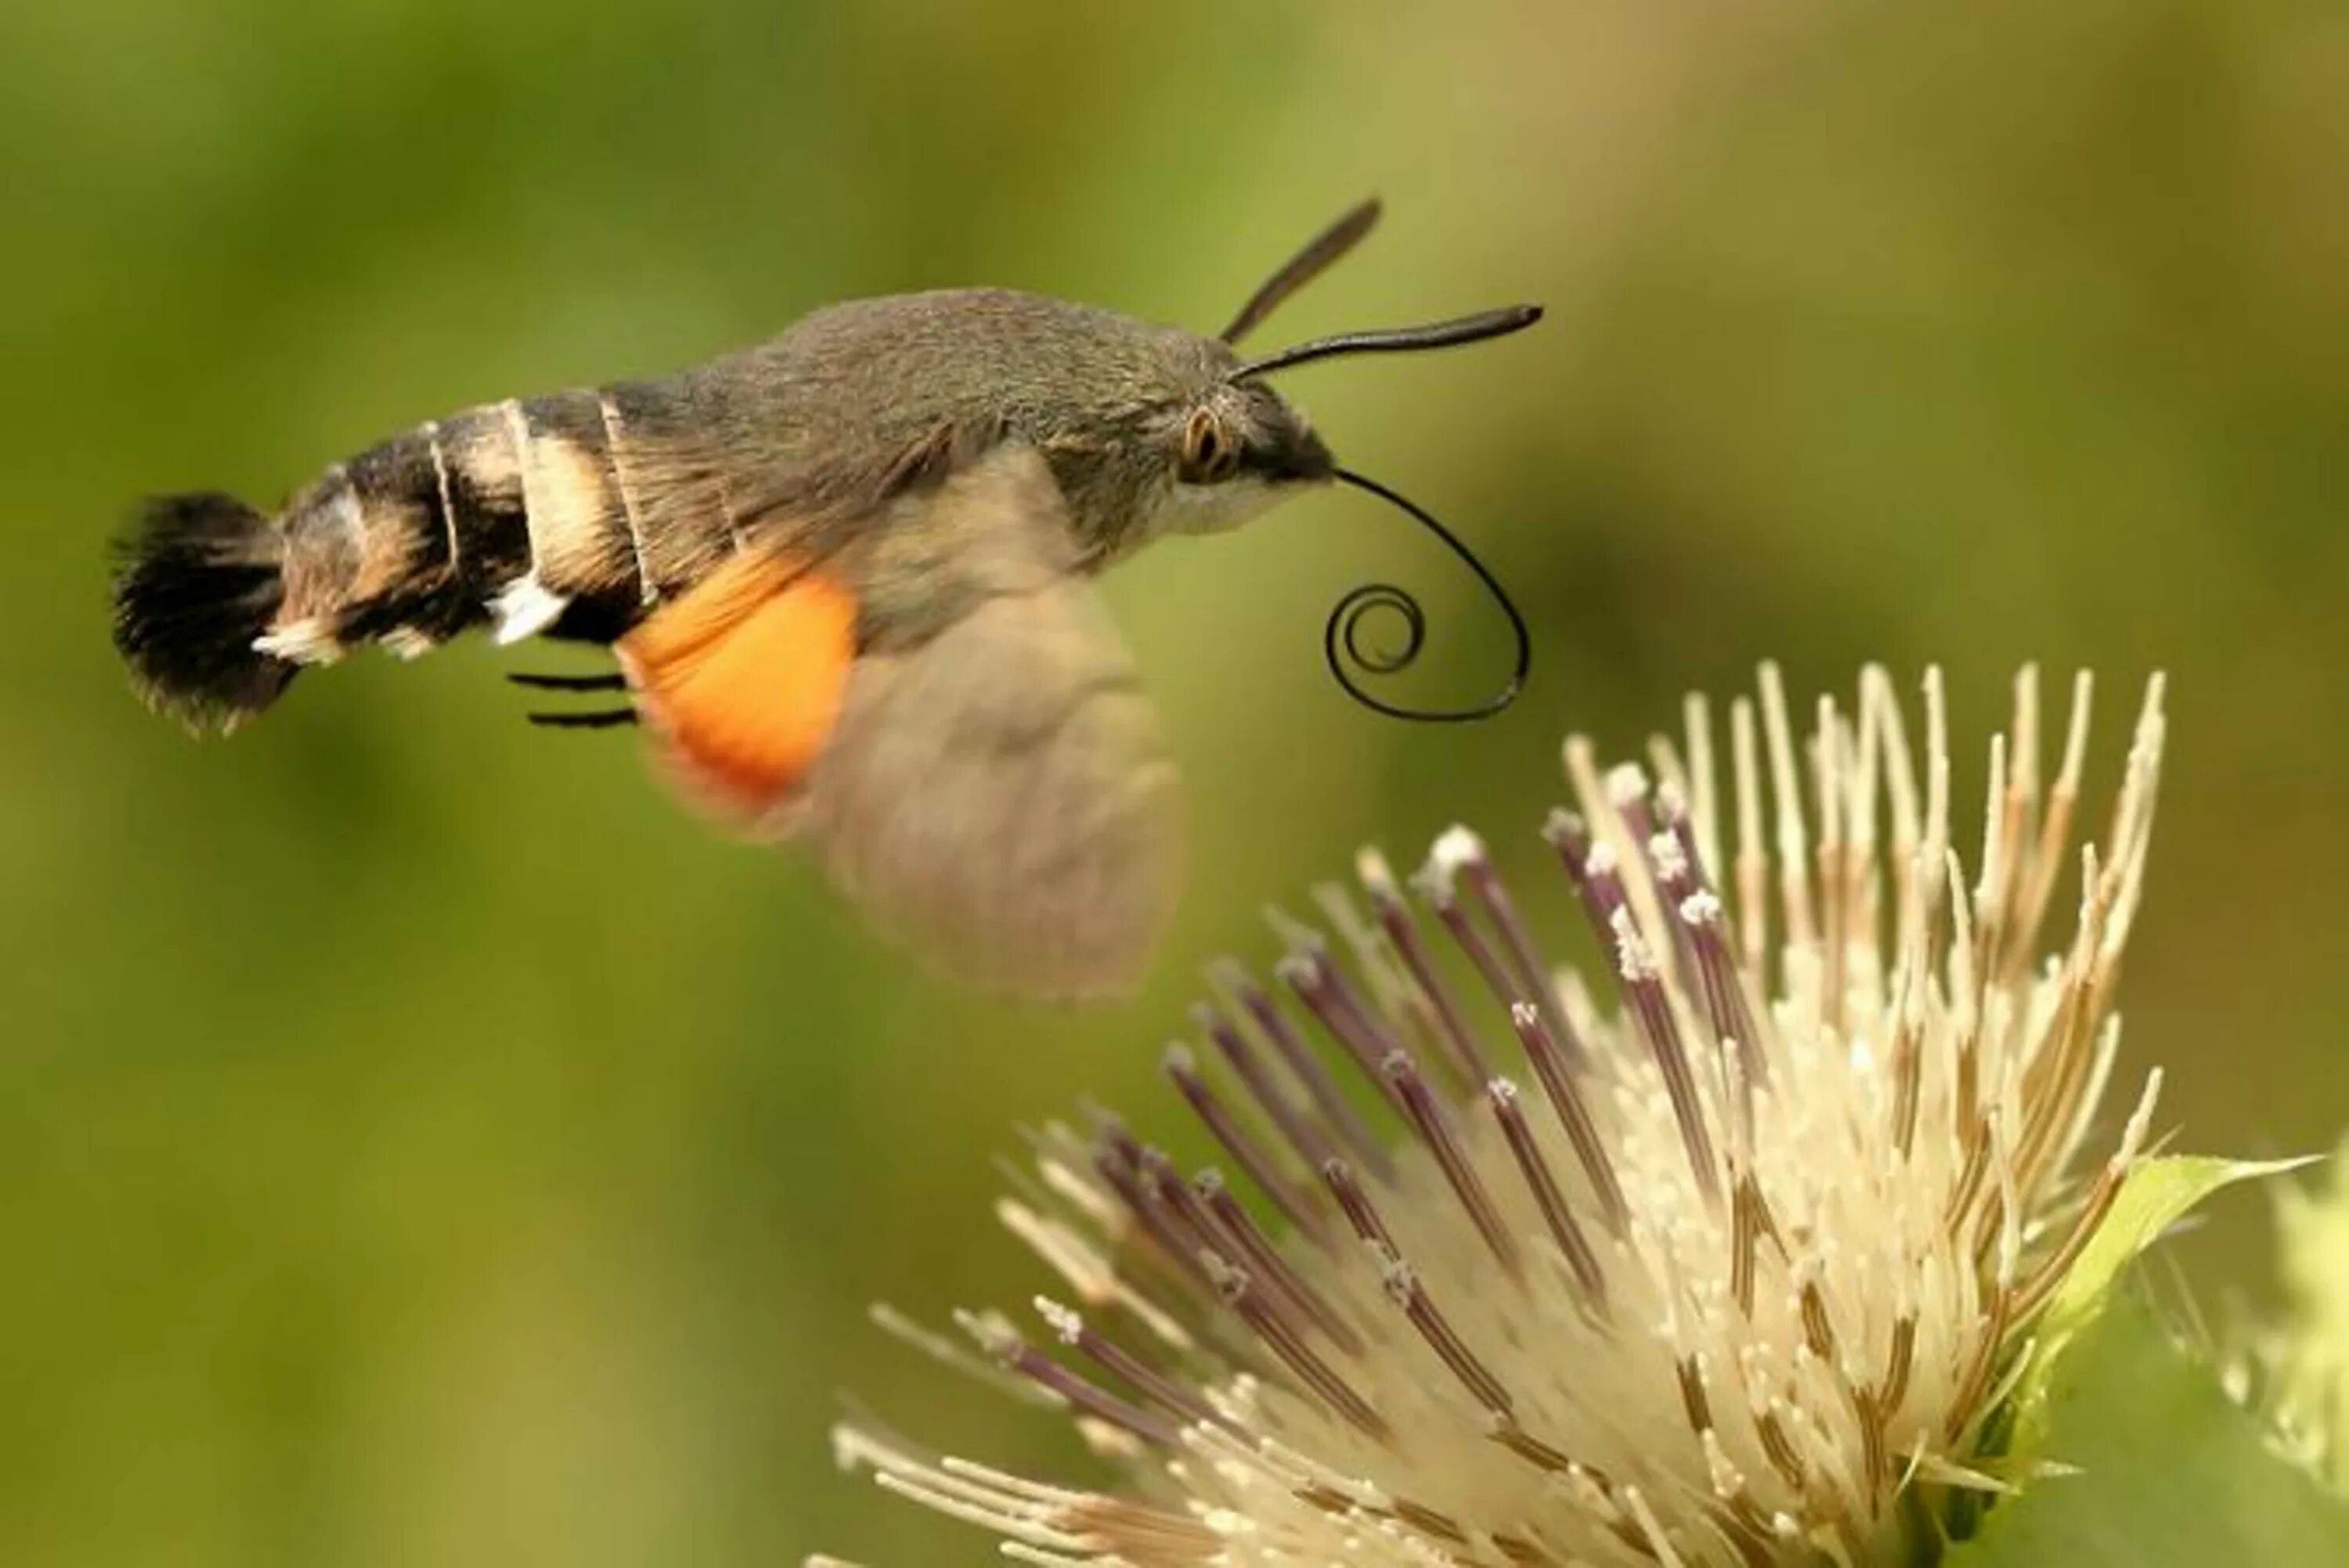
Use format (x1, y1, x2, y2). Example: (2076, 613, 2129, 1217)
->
(253, 618, 340, 665)
(379, 627, 437, 661)
(489, 576, 568, 644)
(828, 666, 2174, 1568)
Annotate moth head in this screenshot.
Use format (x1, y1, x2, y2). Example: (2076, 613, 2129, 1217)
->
(1145, 196, 1540, 539)
(1143, 373, 1334, 537)
(1099, 200, 1539, 727)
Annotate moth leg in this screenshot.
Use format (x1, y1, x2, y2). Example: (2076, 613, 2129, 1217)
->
(507, 672, 629, 692)
(526, 708, 637, 730)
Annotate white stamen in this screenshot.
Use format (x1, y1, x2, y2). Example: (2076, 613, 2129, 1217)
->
(1034, 1297, 1084, 1345)
(1684, 690, 1723, 877)
(1355, 846, 1402, 902)
(1416, 824, 1486, 902)
(1611, 907, 1661, 982)
(1605, 762, 1649, 811)
(867, 1304, 1048, 1408)
(1650, 830, 1690, 885)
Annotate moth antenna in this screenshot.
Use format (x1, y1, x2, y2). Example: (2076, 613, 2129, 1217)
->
(1232, 304, 1542, 380)
(1323, 468, 1528, 723)
(1219, 196, 1383, 346)
(507, 671, 628, 692)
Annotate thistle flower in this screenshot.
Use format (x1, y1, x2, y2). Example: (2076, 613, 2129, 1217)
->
(818, 665, 2170, 1567)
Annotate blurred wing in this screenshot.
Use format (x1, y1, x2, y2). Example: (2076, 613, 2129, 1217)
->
(803, 447, 1181, 1000)
(803, 578, 1182, 1000)
(621, 443, 1183, 1000)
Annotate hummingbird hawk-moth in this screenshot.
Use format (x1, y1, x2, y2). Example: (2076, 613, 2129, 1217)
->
(110, 199, 1540, 998)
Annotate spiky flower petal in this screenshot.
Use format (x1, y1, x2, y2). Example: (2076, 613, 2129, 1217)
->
(823, 665, 2170, 1566)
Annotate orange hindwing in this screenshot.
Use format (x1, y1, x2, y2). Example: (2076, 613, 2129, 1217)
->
(617, 553, 857, 831)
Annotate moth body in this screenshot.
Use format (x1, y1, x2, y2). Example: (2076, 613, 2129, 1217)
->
(110, 202, 1538, 997)
(132, 289, 1342, 708)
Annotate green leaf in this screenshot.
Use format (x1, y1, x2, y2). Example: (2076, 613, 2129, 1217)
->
(2030, 1156, 2311, 1395)
(1947, 1297, 2349, 1566)
(2270, 1146, 2349, 1493)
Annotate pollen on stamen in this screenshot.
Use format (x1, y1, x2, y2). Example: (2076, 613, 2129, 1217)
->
(1427, 824, 1488, 887)
(825, 665, 2177, 1568)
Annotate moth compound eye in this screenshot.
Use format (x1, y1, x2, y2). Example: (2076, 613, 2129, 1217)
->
(1179, 408, 1240, 484)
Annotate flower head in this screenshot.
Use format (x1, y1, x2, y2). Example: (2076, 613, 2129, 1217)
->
(820, 665, 2170, 1566)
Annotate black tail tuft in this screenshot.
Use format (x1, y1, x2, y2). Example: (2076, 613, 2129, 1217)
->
(110, 492, 298, 730)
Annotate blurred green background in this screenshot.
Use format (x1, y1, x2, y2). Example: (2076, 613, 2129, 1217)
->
(3, 0, 2345, 1562)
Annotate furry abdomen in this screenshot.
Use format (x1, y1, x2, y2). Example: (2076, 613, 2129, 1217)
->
(257, 380, 750, 664)
(281, 291, 1205, 655)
